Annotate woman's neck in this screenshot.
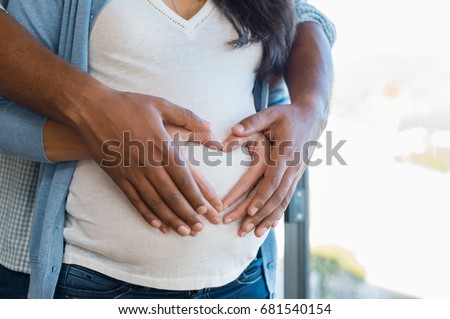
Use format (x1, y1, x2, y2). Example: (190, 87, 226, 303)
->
(162, 0, 207, 20)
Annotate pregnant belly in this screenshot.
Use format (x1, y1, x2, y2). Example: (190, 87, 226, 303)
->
(64, 144, 267, 289)
(180, 142, 252, 198)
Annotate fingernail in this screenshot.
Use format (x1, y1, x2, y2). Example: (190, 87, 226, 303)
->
(222, 142, 229, 152)
(258, 227, 268, 237)
(160, 227, 168, 234)
(192, 223, 204, 232)
(240, 231, 247, 238)
(212, 200, 223, 212)
(150, 220, 162, 228)
(190, 232, 198, 237)
(213, 217, 222, 224)
(177, 225, 191, 236)
(248, 207, 259, 216)
(233, 124, 244, 133)
(224, 218, 232, 224)
(245, 223, 255, 232)
(196, 205, 207, 215)
(208, 142, 222, 150)
(272, 220, 279, 228)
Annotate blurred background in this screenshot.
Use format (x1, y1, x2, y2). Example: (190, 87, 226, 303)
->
(2, 0, 448, 300)
(287, 0, 450, 299)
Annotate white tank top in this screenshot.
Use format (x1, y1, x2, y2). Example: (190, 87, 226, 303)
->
(63, 0, 268, 290)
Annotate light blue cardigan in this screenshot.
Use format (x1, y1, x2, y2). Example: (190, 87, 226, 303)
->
(0, 0, 335, 298)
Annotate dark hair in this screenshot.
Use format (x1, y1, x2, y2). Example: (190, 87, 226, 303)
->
(213, 0, 296, 84)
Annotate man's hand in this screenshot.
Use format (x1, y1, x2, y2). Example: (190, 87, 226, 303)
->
(75, 89, 222, 236)
(222, 21, 333, 237)
(0, 12, 224, 236)
(43, 119, 224, 235)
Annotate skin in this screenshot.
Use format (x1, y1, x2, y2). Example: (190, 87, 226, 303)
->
(162, 0, 206, 20)
(0, 10, 222, 237)
(43, 119, 270, 234)
(222, 22, 334, 238)
(42, 120, 225, 234)
(42, 21, 334, 239)
(0, 8, 333, 237)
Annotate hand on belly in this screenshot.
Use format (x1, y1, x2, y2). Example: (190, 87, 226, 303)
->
(180, 142, 252, 200)
(166, 124, 269, 204)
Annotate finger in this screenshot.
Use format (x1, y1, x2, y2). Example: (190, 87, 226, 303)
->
(144, 166, 205, 233)
(251, 206, 284, 238)
(222, 151, 266, 210)
(251, 166, 300, 222)
(223, 180, 261, 226)
(153, 129, 209, 215)
(223, 134, 270, 209)
(247, 151, 288, 216)
(129, 176, 194, 236)
(120, 179, 165, 230)
(253, 174, 299, 238)
(231, 109, 274, 137)
(222, 134, 243, 152)
(188, 159, 223, 212)
(202, 200, 222, 226)
(180, 148, 223, 229)
(188, 129, 222, 150)
(159, 100, 210, 131)
(183, 141, 222, 217)
(222, 133, 261, 153)
(145, 134, 206, 229)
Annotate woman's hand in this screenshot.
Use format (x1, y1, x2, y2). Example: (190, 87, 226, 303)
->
(164, 124, 224, 231)
(221, 131, 270, 212)
(222, 104, 326, 237)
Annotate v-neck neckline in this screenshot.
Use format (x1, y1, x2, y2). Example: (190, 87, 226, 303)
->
(148, 0, 214, 32)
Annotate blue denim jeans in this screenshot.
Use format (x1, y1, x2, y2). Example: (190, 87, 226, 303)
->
(54, 255, 269, 299)
(0, 264, 30, 299)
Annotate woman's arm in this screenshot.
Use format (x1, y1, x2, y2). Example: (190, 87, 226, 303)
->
(224, 21, 334, 237)
(43, 121, 89, 162)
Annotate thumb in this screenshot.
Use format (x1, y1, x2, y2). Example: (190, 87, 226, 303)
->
(188, 130, 223, 150)
(161, 102, 210, 131)
(231, 110, 271, 137)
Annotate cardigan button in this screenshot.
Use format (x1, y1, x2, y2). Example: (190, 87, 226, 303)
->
(267, 262, 276, 270)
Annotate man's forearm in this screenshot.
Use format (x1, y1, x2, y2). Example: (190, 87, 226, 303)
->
(294, 1, 336, 48)
(285, 21, 334, 130)
(0, 10, 104, 127)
